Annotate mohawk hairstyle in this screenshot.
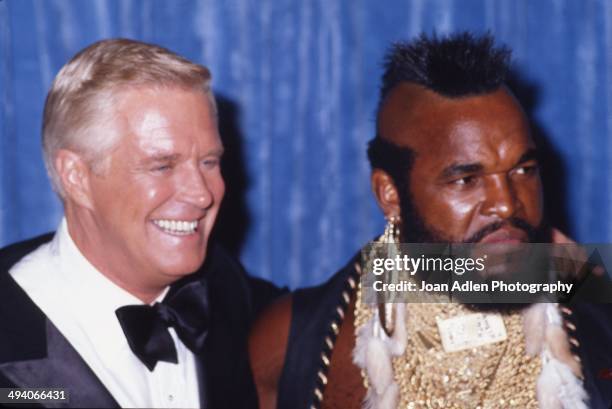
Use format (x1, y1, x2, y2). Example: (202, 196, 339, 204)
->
(380, 32, 512, 100)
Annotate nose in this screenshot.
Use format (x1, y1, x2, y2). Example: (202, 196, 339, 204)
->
(180, 166, 215, 209)
(481, 174, 520, 220)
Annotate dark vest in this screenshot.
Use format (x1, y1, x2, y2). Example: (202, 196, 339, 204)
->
(277, 258, 358, 409)
(278, 258, 612, 409)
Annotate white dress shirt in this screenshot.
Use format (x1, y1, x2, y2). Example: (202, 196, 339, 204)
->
(9, 218, 201, 408)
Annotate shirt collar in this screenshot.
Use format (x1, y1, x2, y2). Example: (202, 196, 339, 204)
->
(55, 218, 169, 351)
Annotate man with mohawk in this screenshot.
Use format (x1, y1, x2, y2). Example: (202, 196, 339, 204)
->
(250, 32, 612, 409)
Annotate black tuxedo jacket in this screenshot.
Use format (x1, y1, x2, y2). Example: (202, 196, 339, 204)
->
(0, 234, 283, 408)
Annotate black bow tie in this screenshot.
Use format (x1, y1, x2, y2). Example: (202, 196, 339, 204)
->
(115, 279, 210, 371)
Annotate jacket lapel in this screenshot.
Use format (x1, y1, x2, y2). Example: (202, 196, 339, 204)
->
(195, 355, 210, 408)
(0, 320, 118, 408)
(0, 250, 119, 409)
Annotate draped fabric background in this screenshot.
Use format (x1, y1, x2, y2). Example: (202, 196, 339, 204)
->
(0, 0, 611, 288)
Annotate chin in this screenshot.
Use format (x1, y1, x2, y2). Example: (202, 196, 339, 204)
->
(155, 236, 208, 267)
(158, 253, 206, 278)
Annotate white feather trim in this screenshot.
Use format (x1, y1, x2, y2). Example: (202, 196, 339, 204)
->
(523, 303, 547, 356)
(353, 315, 373, 368)
(388, 303, 407, 355)
(535, 304, 588, 409)
(361, 389, 377, 409)
(365, 336, 393, 394)
(377, 383, 399, 409)
(353, 304, 408, 409)
(537, 351, 588, 409)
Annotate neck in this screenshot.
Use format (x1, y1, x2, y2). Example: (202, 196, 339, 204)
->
(64, 205, 167, 304)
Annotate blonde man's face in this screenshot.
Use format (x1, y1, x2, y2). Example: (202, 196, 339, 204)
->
(84, 87, 225, 289)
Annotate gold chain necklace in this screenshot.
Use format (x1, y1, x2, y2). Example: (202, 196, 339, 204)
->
(354, 283, 541, 408)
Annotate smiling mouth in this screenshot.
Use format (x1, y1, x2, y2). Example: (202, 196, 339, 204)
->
(152, 219, 199, 236)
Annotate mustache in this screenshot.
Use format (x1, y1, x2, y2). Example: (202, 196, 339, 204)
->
(465, 217, 537, 243)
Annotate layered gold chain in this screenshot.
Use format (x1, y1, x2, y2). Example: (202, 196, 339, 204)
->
(355, 285, 541, 408)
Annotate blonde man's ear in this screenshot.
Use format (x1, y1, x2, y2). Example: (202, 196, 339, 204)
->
(54, 149, 95, 210)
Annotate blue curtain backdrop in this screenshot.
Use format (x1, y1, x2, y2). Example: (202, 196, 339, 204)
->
(0, 0, 611, 288)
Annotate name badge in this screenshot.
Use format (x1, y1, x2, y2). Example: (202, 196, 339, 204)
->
(436, 313, 507, 353)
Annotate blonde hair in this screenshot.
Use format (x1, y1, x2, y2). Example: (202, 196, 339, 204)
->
(42, 38, 215, 197)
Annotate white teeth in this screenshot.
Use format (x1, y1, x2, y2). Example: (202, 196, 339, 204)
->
(152, 219, 199, 235)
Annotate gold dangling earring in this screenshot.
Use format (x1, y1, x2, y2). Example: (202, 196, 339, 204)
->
(382, 215, 400, 244)
(379, 215, 401, 336)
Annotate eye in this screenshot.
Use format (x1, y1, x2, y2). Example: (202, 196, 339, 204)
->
(202, 157, 220, 169)
(451, 175, 478, 186)
(514, 164, 538, 176)
(151, 163, 172, 173)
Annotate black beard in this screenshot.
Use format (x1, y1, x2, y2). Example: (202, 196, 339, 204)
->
(398, 190, 447, 243)
(397, 187, 551, 312)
